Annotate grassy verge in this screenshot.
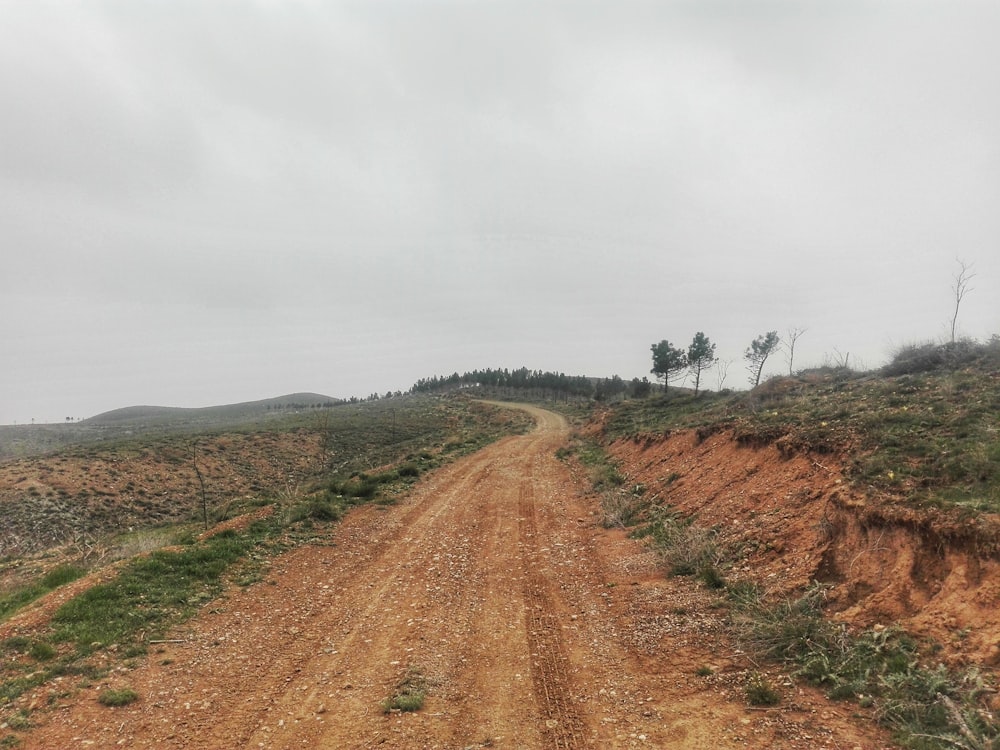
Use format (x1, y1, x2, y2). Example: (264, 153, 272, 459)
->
(556, 435, 655, 529)
(729, 583, 998, 750)
(0, 566, 85, 622)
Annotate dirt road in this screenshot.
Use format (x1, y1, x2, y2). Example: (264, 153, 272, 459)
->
(26, 404, 889, 749)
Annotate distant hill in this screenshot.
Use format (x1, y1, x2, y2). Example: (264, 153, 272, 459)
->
(82, 393, 341, 427)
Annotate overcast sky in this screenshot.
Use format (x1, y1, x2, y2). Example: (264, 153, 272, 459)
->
(2, 1, 998, 424)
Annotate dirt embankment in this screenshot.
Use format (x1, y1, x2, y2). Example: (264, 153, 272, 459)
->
(12, 406, 890, 749)
(607, 429, 1000, 668)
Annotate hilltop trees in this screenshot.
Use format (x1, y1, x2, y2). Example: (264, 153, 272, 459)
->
(650, 340, 688, 393)
(746, 331, 781, 387)
(687, 332, 716, 396)
(650, 334, 716, 395)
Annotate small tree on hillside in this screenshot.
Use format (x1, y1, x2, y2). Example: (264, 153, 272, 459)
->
(715, 358, 733, 391)
(950, 259, 975, 344)
(650, 340, 688, 393)
(746, 330, 781, 387)
(687, 332, 716, 396)
(785, 326, 807, 375)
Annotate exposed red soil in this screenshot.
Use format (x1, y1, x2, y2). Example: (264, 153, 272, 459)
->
(607, 429, 1000, 669)
(9, 406, 890, 749)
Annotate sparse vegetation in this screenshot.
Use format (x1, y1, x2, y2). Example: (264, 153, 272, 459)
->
(381, 668, 427, 713)
(602, 340, 1000, 513)
(730, 583, 999, 748)
(97, 688, 138, 707)
(556, 436, 653, 528)
(744, 672, 780, 706)
(651, 512, 723, 584)
(0, 565, 85, 622)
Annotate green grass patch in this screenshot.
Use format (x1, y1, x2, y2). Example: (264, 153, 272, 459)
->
(50, 528, 267, 651)
(0, 565, 85, 622)
(382, 668, 428, 713)
(97, 688, 138, 707)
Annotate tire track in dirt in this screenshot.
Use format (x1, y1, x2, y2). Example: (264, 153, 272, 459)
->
(519, 469, 588, 749)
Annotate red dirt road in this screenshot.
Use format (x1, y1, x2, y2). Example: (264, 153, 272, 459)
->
(24, 405, 890, 749)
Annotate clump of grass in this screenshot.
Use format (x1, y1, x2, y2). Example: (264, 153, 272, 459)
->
(3, 710, 31, 731)
(28, 642, 56, 662)
(745, 672, 780, 706)
(382, 669, 427, 713)
(600, 486, 649, 529)
(98, 688, 139, 706)
(651, 513, 723, 585)
(289, 497, 344, 524)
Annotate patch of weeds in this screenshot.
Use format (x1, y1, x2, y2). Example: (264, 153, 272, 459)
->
(732, 583, 831, 662)
(698, 565, 726, 590)
(3, 710, 31, 731)
(566, 437, 626, 490)
(0, 734, 21, 748)
(600, 487, 648, 529)
(397, 463, 420, 478)
(50, 526, 270, 651)
(28, 641, 56, 662)
(0, 564, 85, 621)
(289, 496, 344, 524)
(731, 583, 1000, 748)
(745, 672, 780, 706)
(98, 688, 139, 706)
(382, 668, 427, 713)
(696, 665, 713, 677)
(651, 512, 723, 583)
(1, 637, 31, 654)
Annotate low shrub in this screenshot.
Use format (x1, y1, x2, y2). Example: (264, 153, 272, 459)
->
(98, 688, 139, 707)
(745, 672, 780, 706)
(651, 514, 721, 581)
(382, 669, 427, 713)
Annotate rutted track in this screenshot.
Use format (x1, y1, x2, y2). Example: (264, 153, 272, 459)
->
(23, 404, 892, 749)
(520, 473, 587, 748)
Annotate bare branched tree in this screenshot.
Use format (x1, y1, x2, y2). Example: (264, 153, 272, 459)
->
(191, 440, 209, 530)
(785, 326, 807, 375)
(950, 259, 976, 344)
(715, 358, 733, 391)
